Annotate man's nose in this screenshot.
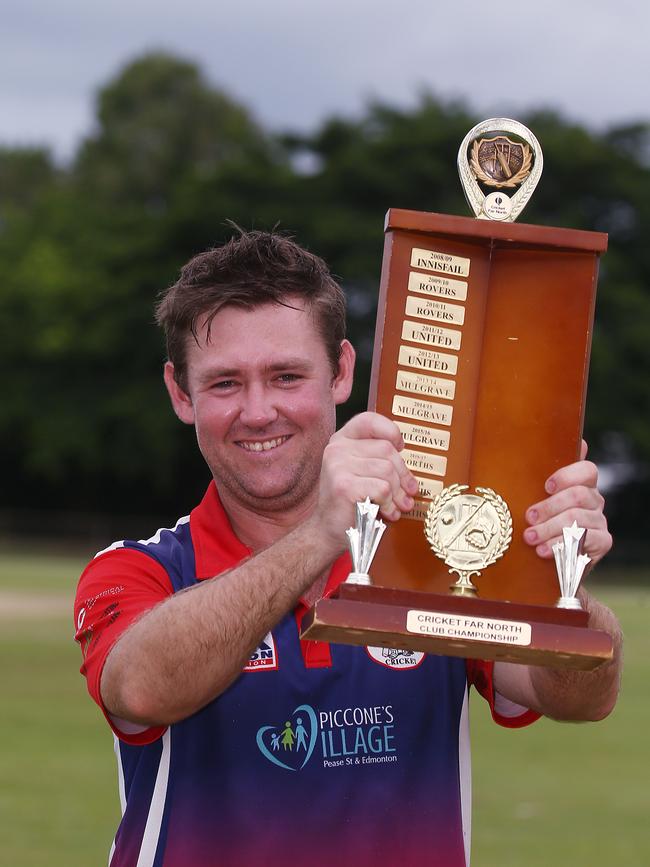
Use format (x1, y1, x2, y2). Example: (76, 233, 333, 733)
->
(239, 384, 279, 427)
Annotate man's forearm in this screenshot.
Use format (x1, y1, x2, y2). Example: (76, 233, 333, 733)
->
(531, 589, 623, 720)
(494, 589, 623, 721)
(101, 517, 340, 726)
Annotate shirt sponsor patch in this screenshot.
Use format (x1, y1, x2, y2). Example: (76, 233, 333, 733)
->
(366, 646, 425, 670)
(244, 632, 278, 672)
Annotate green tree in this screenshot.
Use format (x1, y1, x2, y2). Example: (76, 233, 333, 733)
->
(75, 52, 271, 207)
(1, 54, 282, 515)
(1, 55, 649, 544)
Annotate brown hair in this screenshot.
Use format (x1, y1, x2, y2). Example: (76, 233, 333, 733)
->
(155, 230, 347, 390)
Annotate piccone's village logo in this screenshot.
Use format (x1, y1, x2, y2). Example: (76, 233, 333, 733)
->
(256, 702, 398, 771)
(256, 704, 318, 771)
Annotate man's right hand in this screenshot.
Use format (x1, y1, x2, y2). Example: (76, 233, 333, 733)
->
(100, 413, 419, 726)
(312, 412, 419, 551)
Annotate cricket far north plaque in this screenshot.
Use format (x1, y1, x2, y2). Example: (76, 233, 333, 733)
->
(301, 119, 614, 670)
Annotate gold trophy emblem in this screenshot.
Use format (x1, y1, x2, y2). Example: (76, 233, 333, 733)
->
(425, 485, 512, 596)
(458, 117, 543, 222)
(469, 136, 532, 189)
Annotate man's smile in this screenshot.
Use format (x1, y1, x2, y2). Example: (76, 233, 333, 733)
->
(235, 435, 292, 453)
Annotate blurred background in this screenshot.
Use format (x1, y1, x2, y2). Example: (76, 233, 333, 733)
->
(1, 2, 648, 864)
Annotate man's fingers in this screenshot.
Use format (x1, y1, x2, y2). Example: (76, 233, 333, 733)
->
(325, 434, 418, 497)
(318, 412, 421, 541)
(392, 450, 420, 497)
(335, 457, 416, 517)
(525, 484, 604, 526)
(334, 476, 411, 523)
(544, 459, 599, 495)
(335, 411, 405, 452)
(524, 507, 607, 548)
(532, 528, 613, 566)
(333, 411, 420, 496)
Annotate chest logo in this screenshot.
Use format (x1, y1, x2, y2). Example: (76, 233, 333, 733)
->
(256, 704, 318, 771)
(243, 632, 278, 672)
(366, 646, 425, 670)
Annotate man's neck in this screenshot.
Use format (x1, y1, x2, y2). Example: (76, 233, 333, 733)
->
(215, 485, 335, 607)
(217, 486, 319, 552)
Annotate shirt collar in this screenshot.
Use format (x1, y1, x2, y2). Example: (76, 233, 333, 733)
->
(190, 482, 252, 579)
(190, 481, 352, 592)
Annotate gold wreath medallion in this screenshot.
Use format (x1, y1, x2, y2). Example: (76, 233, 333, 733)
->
(424, 484, 513, 595)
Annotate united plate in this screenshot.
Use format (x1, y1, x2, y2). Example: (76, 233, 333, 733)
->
(397, 345, 458, 376)
(401, 319, 462, 351)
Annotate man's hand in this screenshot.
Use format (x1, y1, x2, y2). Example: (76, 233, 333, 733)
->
(314, 412, 419, 550)
(523, 440, 612, 567)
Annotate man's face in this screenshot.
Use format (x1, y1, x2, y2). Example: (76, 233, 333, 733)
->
(165, 299, 354, 515)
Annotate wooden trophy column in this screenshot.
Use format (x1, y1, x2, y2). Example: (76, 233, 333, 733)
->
(301, 209, 613, 670)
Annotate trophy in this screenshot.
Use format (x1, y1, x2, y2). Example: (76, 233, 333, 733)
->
(302, 119, 613, 670)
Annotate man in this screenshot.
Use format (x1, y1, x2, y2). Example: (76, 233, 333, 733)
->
(75, 230, 621, 867)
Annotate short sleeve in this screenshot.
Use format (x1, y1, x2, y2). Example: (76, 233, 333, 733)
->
(74, 547, 173, 744)
(466, 657, 540, 729)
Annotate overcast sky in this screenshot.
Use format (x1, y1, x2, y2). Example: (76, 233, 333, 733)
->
(2, 0, 649, 162)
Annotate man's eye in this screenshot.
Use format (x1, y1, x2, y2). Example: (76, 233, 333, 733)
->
(213, 380, 236, 390)
(277, 374, 301, 383)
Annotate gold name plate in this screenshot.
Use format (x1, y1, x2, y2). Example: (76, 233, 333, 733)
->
(397, 345, 458, 375)
(407, 271, 468, 301)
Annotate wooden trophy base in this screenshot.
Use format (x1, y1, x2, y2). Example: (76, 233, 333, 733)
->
(301, 585, 613, 671)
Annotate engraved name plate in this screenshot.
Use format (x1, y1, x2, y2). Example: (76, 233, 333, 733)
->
(397, 345, 458, 376)
(396, 369, 456, 400)
(402, 449, 447, 477)
(407, 271, 468, 301)
(396, 421, 450, 451)
(405, 296, 465, 327)
(414, 476, 445, 500)
(400, 322, 462, 352)
(403, 502, 431, 522)
(410, 248, 471, 277)
(392, 395, 453, 426)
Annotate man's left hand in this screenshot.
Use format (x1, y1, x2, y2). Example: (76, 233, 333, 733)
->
(523, 440, 612, 568)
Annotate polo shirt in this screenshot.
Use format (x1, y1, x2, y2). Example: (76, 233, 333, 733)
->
(75, 482, 537, 867)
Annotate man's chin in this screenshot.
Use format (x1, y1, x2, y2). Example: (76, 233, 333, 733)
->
(215, 472, 315, 513)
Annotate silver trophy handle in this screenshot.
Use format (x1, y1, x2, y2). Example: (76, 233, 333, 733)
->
(553, 522, 591, 610)
(345, 498, 387, 586)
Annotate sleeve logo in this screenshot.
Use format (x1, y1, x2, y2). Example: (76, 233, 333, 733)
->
(243, 632, 278, 672)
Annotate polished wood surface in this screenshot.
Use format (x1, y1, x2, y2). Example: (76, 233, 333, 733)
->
(302, 210, 611, 667)
(368, 210, 606, 605)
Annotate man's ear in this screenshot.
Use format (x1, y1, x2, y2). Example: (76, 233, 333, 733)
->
(332, 340, 356, 406)
(164, 362, 195, 425)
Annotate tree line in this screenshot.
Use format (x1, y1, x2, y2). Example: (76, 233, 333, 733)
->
(2, 53, 648, 541)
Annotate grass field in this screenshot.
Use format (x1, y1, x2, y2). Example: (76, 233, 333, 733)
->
(0, 551, 648, 866)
